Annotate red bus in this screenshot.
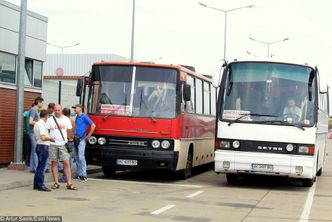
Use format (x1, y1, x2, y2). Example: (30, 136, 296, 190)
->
(77, 62, 216, 178)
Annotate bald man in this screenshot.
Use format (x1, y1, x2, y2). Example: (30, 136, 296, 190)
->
(46, 104, 77, 190)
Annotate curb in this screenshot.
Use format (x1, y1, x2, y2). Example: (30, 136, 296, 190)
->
(0, 166, 102, 191)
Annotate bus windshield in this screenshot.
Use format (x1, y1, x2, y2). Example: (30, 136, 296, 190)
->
(220, 62, 316, 126)
(88, 65, 178, 118)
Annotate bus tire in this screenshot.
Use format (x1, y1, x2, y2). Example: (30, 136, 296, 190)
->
(102, 166, 116, 177)
(316, 167, 323, 176)
(178, 149, 193, 180)
(226, 173, 239, 184)
(302, 178, 314, 187)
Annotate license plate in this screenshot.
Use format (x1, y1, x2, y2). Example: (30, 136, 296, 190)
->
(251, 163, 273, 171)
(116, 159, 138, 166)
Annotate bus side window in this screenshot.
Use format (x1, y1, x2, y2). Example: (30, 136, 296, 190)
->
(211, 86, 216, 115)
(186, 75, 195, 113)
(196, 79, 203, 114)
(203, 81, 210, 115)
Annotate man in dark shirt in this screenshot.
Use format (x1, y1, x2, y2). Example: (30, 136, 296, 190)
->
(28, 97, 45, 173)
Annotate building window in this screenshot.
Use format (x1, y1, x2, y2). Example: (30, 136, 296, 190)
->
(0, 51, 16, 84)
(33, 61, 42, 88)
(24, 58, 33, 86)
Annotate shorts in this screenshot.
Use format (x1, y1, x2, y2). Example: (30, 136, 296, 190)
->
(49, 144, 70, 162)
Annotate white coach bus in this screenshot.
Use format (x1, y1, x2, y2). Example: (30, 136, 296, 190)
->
(214, 59, 329, 187)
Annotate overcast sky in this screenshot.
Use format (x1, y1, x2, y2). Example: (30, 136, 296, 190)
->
(7, 0, 332, 86)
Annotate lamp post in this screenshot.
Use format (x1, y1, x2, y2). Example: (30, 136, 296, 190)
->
(249, 37, 289, 57)
(130, 0, 136, 62)
(47, 42, 80, 54)
(148, 57, 163, 62)
(199, 2, 254, 60)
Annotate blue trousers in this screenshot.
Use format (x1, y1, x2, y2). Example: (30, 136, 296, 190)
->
(29, 133, 49, 173)
(74, 139, 87, 177)
(33, 145, 49, 189)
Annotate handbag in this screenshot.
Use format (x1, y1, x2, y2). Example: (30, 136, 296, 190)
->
(52, 115, 73, 153)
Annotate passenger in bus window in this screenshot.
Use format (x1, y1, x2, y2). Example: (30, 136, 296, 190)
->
(283, 98, 301, 121)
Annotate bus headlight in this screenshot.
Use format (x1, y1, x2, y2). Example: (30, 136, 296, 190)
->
(286, 144, 294, 152)
(232, 140, 240, 149)
(161, 140, 170, 149)
(298, 145, 315, 155)
(298, 146, 309, 154)
(89, 136, 97, 145)
(152, 140, 160, 149)
(98, 137, 106, 145)
(221, 141, 231, 148)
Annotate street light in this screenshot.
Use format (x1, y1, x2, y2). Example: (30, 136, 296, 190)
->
(199, 2, 254, 60)
(47, 42, 80, 54)
(246, 51, 257, 57)
(249, 37, 289, 57)
(130, 0, 136, 62)
(148, 57, 163, 62)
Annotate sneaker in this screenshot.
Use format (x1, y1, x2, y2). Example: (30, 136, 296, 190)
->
(79, 176, 88, 181)
(36, 187, 51, 192)
(73, 176, 79, 180)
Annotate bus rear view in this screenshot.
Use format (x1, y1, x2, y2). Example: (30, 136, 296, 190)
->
(215, 60, 329, 187)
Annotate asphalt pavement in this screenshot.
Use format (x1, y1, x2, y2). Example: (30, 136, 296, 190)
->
(0, 142, 331, 222)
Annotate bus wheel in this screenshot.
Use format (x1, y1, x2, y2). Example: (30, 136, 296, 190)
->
(102, 166, 116, 177)
(316, 168, 323, 176)
(226, 173, 239, 184)
(302, 178, 314, 187)
(178, 150, 193, 179)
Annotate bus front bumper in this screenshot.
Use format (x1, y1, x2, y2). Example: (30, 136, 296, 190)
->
(215, 150, 315, 179)
(86, 147, 179, 171)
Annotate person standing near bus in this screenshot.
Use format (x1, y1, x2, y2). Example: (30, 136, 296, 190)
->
(72, 104, 96, 181)
(46, 104, 77, 190)
(28, 97, 44, 173)
(33, 110, 55, 192)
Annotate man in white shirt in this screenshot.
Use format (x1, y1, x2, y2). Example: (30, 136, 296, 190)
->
(33, 110, 55, 192)
(46, 104, 77, 191)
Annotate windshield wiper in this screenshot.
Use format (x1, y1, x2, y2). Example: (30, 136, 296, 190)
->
(227, 113, 278, 126)
(259, 120, 305, 131)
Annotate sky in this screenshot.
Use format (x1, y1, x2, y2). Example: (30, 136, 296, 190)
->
(6, 0, 332, 87)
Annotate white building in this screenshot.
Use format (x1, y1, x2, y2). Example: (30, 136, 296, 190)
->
(0, 0, 48, 164)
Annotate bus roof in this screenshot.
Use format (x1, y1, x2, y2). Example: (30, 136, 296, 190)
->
(92, 61, 212, 82)
(228, 57, 317, 69)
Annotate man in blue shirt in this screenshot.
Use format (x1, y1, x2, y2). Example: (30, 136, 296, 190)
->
(72, 104, 96, 181)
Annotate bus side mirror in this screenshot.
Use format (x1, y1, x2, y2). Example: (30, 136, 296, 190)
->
(183, 84, 191, 101)
(76, 79, 83, 97)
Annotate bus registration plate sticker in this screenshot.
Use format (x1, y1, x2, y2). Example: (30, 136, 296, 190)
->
(251, 164, 273, 172)
(116, 159, 138, 166)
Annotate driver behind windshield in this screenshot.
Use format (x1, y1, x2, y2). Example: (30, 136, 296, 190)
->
(283, 98, 301, 120)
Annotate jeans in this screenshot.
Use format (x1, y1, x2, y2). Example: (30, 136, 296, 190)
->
(24, 133, 31, 166)
(74, 139, 87, 177)
(33, 145, 49, 189)
(29, 133, 49, 173)
(29, 133, 38, 172)
(58, 141, 74, 181)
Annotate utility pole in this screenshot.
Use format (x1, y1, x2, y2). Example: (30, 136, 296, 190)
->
(130, 0, 136, 62)
(9, 0, 27, 170)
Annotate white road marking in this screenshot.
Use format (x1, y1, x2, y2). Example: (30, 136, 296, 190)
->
(88, 178, 203, 188)
(299, 182, 317, 222)
(150, 205, 176, 215)
(186, 190, 204, 198)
